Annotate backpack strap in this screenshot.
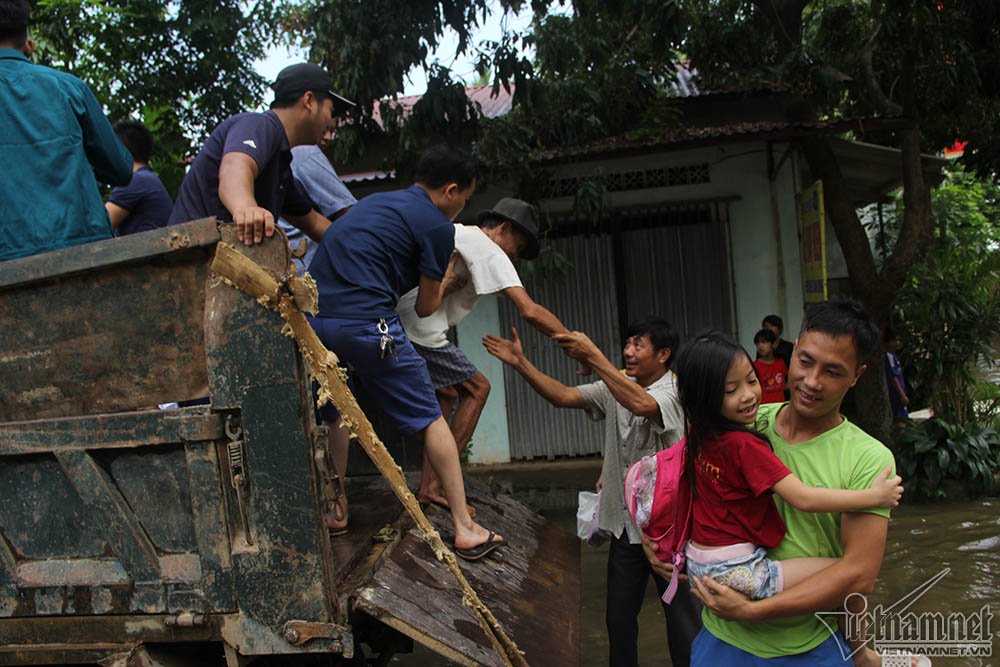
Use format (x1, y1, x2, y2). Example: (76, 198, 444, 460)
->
(660, 485, 695, 605)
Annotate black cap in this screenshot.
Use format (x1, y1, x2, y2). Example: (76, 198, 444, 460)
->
(477, 198, 542, 260)
(271, 63, 355, 114)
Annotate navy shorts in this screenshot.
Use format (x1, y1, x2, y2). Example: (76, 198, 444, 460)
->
(692, 628, 852, 666)
(308, 314, 442, 436)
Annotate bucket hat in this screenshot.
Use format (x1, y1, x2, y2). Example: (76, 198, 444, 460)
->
(476, 198, 541, 260)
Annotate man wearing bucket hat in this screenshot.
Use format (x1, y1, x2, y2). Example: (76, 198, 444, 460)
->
(169, 62, 354, 247)
(397, 197, 576, 511)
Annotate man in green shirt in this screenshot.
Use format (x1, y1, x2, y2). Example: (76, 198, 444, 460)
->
(646, 298, 894, 666)
(0, 0, 132, 262)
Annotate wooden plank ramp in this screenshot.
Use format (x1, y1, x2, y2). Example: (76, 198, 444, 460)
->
(332, 474, 581, 666)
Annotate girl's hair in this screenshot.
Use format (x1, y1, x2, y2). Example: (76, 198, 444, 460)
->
(674, 330, 770, 496)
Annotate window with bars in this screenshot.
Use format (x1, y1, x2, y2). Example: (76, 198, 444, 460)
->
(543, 163, 710, 198)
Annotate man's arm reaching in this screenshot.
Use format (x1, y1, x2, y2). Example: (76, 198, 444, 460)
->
(553, 331, 663, 424)
(503, 286, 592, 375)
(483, 327, 588, 409)
(503, 286, 569, 337)
(283, 209, 332, 243)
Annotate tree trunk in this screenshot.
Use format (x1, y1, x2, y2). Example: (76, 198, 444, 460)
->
(795, 128, 933, 443)
(753, 1, 934, 443)
(798, 136, 892, 441)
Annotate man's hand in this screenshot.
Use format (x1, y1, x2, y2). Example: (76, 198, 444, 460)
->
(595, 471, 604, 492)
(553, 331, 602, 365)
(233, 206, 275, 246)
(690, 575, 757, 621)
(640, 535, 684, 582)
(483, 327, 526, 367)
(441, 254, 468, 296)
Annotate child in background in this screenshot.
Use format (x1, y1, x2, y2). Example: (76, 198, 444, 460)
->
(884, 328, 909, 423)
(752, 328, 787, 404)
(674, 331, 905, 667)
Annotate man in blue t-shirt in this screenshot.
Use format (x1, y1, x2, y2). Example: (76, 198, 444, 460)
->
(169, 63, 352, 247)
(308, 144, 507, 562)
(0, 0, 132, 262)
(277, 126, 357, 274)
(105, 120, 173, 236)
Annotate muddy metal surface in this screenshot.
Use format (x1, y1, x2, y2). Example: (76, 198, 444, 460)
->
(392, 460, 1000, 667)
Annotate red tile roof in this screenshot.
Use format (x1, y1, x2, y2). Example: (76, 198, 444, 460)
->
(369, 84, 514, 127)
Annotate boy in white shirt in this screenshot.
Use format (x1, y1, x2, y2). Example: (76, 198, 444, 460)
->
(397, 198, 574, 509)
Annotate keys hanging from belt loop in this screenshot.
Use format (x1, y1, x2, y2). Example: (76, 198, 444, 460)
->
(377, 318, 396, 360)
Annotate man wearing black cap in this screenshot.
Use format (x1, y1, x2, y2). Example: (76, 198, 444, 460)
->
(169, 63, 354, 246)
(396, 197, 575, 510)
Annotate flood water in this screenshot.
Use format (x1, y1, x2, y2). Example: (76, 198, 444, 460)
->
(392, 460, 1000, 666)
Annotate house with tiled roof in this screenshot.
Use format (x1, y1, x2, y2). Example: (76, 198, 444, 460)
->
(332, 72, 948, 465)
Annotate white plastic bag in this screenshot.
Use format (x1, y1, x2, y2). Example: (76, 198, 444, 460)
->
(577, 490, 610, 547)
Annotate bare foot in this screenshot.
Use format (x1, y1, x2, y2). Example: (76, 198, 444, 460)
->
(857, 648, 932, 667)
(325, 497, 349, 536)
(454, 522, 503, 552)
(852, 647, 882, 667)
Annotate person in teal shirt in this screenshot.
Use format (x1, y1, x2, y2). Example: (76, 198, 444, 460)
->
(0, 0, 132, 262)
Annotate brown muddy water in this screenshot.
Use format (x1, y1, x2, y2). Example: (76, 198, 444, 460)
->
(391, 460, 1000, 667)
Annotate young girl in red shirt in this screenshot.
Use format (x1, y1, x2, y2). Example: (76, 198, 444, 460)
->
(672, 331, 910, 666)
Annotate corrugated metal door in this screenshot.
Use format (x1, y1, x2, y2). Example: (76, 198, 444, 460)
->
(622, 219, 735, 340)
(498, 234, 619, 459)
(498, 205, 734, 460)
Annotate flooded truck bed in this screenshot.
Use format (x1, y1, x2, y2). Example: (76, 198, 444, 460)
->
(0, 220, 580, 666)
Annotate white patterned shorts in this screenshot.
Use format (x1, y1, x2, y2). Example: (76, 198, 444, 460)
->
(685, 542, 784, 600)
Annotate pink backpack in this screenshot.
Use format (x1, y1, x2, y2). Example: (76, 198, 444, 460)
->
(624, 438, 693, 604)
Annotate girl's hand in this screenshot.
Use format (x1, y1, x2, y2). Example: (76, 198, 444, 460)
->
(868, 466, 904, 508)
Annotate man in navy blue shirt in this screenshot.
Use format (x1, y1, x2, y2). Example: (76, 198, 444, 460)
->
(169, 63, 352, 247)
(308, 144, 507, 561)
(106, 120, 173, 236)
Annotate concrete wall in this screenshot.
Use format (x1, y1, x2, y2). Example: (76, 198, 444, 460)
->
(454, 295, 512, 464)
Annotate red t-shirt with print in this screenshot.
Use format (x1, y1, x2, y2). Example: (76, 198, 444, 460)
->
(690, 430, 791, 549)
(754, 358, 788, 404)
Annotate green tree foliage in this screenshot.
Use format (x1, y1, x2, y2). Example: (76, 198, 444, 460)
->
(892, 418, 999, 499)
(893, 166, 1000, 426)
(29, 0, 275, 192)
(280, 0, 525, 168)
(680, 0, 998, 158)
(476, 1, 682, 194)
(284, 0, 683, 186)
(672, 0, 1000, 440)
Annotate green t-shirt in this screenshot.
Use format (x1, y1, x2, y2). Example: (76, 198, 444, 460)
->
(702, 402, 896, 658)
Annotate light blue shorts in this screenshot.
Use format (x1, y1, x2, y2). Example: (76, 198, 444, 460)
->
(686, 542, 784, 600)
